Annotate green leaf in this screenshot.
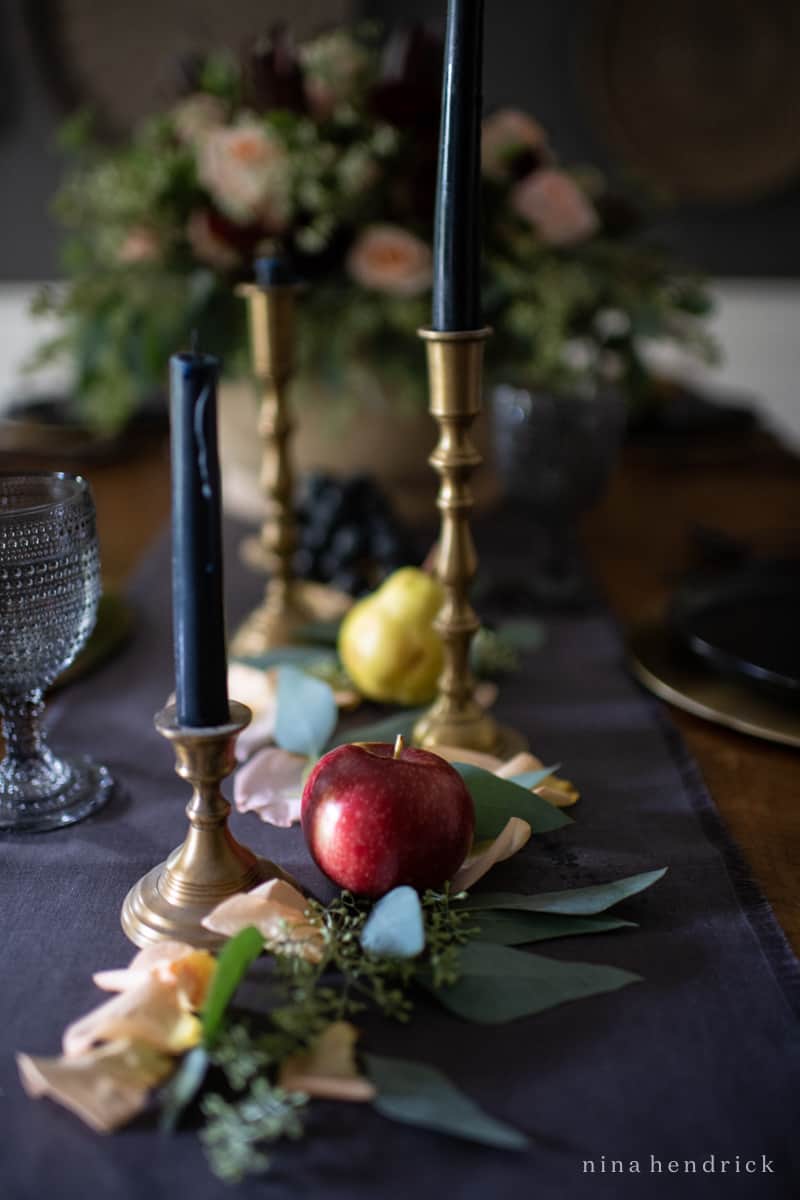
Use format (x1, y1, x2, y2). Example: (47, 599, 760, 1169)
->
(365, 1054, 529, 1151)
(428, 941, 640, 1023)
(201, 926, 265, 1048)
(159, 1046, 209, 1133)
(325, 708, 425, 751)
(235, 646, 338, 671)
(496, 618, 547, 651)
(454, 763, 572, 840)
(361, 887, 425, 958)
(292, 619, 342, 647)
(461, 869, 668, 915)
(472, 910, 636, 946)
(274, 666, 338, 759)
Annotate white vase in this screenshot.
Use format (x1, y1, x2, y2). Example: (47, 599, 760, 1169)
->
(218, 369, 499, 524)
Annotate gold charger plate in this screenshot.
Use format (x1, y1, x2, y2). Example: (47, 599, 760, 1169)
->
(628, 623, 800, 749)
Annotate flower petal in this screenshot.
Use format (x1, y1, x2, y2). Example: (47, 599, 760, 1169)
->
(534, 777, 580, 808)
(229, 664, 279, 760)
(474, 681, 499, 710)
(202, 879, 324, 963)
(451, 817, 532, 892)
(494, 752, 545, 778)
(495, 752, 579, 807)
(17, 1039, 173, 1133)
(93, 942, 213, 1004)
(432, 744, 504, 772)
(279, 1022, 375, 1102)
(234, 746, 307, 825)
(62, 977, 202, 1059)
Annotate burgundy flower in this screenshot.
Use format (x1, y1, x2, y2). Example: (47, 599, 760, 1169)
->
(243, 26, 307, 114)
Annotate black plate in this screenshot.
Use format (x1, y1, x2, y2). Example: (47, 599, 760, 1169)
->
(669, 558, 800, 703)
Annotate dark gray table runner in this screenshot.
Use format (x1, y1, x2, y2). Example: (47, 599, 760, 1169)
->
(1, 521, 798, 1200)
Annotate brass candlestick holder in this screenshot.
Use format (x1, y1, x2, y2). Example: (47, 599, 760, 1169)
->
(412, 327, 526, 757)
(231, 281, 349, 656)
(121, 701, 288, 949)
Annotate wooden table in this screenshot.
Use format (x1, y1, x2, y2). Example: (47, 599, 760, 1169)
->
(14, 430, 800, 953)
(583, 435, 800, 953)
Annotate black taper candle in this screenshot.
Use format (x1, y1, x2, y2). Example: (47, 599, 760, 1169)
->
(432, 0, 484, 332)
(170, 351, 230, 728)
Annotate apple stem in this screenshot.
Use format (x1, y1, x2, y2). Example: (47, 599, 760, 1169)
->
(393, 734, 405, 759)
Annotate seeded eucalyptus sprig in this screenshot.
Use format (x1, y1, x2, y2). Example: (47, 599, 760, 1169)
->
(159, 870, 666, 1183)
(189, 887, 480, 1180)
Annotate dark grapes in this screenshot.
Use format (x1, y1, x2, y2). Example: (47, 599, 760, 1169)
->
(292, 471, 414, 595)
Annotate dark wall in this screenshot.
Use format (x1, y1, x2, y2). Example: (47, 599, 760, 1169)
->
(1, 0, 799, 279)
(0, 1, 63, 279)
(368, 0, 800, 276)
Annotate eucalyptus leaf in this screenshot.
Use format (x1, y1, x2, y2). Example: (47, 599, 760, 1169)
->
(275, 666, 338, 759)
(202, 926, 265, 1048)
(326, 708, 425, 751)
(234, 645, 336, 670)
(496, 618, 547, 652)
(472, 910, 636, 946)
(454, 763, 571, 840)
(361, 886, 425, 959)
(461, 869, 667, 915)
(365, 1053, 528, 1151)
(293, 619, 342, 647)
(159, 1045, 209, 1133)
(428, 941, 640, 1023)
(509, 768, 562, 790)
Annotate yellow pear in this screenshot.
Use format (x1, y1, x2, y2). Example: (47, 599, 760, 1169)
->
(338, 568, 444, 705)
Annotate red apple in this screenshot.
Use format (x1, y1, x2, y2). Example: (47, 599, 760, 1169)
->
(300, 738, 475, 898)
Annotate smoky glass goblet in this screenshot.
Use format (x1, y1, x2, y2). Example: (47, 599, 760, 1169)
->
(0, 472, 113, 832)
(492, 385, 626, 605)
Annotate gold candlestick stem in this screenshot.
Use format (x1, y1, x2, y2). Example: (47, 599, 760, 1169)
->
(231, 283, 351, 653)
(230, 283, 303, 655)
(412, 328, 525, 757)
(121, 701, 289, 949)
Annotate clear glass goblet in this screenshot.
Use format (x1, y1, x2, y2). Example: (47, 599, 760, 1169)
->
(0, 472, 114, 832)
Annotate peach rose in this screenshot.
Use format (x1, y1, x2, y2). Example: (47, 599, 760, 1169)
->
(198, 120, 289, 227)
(346, 225, 432, 297)
(510, 168, 599, 245)
(172, 93, 225, 147)
(482, 108, 547, 180)
(117, 226, 160, 263)
(186, 209, 241, 271)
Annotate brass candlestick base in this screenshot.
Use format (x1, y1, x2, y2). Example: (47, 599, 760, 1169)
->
(230, 577, 351, 658)
(412, 327, 526, 758)
(121, 701, 288, 950)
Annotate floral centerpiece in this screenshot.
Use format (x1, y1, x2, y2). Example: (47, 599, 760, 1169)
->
(33, 25, 715, 433)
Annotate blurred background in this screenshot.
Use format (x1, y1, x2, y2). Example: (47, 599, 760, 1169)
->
(0, 0, 798, 447)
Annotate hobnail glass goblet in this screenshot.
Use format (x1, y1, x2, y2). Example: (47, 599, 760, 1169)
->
(0, 472, 113, 832)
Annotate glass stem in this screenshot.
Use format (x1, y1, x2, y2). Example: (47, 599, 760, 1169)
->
(1, 692, 47, 766)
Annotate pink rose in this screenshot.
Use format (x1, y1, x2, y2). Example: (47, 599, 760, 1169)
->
(346, 225, 432, 297)
(186, 209, 241, 271)
(117, 226, 160, 263)
(482, 109, 547, 180)
(172, 93, 225, 147)
(510, 168, 599, 245)
(198, 120, 289, 227)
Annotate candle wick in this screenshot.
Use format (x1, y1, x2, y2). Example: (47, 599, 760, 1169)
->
(190, 328, 199, 355)
(193, 384, 213, 501)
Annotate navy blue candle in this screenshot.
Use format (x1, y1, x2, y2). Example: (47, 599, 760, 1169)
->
(432, 0, 484, 331)
(170, 351, 229, 728)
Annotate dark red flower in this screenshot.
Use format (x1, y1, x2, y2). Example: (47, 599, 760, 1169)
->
(243, 25, 307, 114)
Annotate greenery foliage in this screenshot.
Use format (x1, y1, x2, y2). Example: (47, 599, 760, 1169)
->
(32, 25, 716, 432)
